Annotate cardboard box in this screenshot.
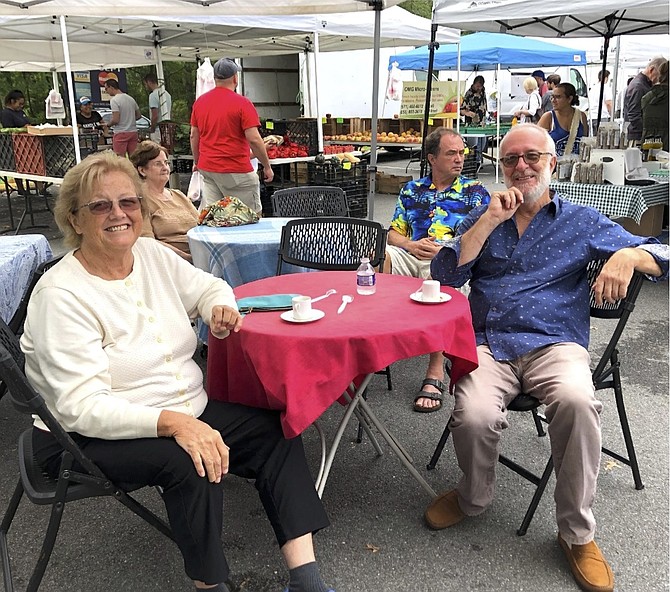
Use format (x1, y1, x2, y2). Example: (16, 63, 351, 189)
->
(614, 204, 665, 237)
(26, 125, 74, 136)
(375, 172, 412, 195)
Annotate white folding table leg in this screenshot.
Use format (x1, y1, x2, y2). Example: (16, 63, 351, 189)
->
(316, 374, 374, 497)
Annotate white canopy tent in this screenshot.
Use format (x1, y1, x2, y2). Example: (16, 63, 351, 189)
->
(432, 0, 669, 38)
(0, 8, 459, 71)
(0, 2, 459, 218)
(432, 0, 669, 147)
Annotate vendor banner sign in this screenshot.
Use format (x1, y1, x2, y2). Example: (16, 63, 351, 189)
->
(399, 80, 465, 119)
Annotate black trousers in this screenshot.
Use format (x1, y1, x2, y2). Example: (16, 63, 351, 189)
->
(32, 400, 330, 585)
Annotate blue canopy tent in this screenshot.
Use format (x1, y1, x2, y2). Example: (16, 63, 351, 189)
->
(389, 31, 586, 71)
(389, 32, 587, 180)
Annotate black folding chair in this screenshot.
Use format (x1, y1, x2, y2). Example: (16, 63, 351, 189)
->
(276, 217, 392, 440)
(8, 254, 64, 336)
(427, 259, 646, 536)
(0, 318, 174, 592)
(271, 185, 349, 218)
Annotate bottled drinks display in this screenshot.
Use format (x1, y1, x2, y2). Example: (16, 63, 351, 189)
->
(356, 257, 376, 295)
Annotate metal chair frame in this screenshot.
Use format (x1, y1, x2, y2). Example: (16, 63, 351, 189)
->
(271, 185, 349, 218)
(0, 319, 173, 592)
(427, 259, 646, 536)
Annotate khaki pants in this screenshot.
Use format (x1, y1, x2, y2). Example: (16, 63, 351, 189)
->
(199, 170, 262, 214)
(451, 342, 601, 545)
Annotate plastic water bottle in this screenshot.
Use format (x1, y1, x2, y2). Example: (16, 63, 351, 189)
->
(356, 257, 376, 295)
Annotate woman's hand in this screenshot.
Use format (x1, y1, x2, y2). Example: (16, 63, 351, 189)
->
(158, 411, 229, 482)
(210, 305, 243, 335)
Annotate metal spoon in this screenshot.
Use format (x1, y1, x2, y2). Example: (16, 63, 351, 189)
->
(311, 289, 337, 303)
(337, 294, 354, 314)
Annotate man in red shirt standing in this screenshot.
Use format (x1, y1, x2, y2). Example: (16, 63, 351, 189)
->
(190, 58, 273, 214)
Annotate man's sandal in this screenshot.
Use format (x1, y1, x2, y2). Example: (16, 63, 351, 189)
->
(413, 378, 446, 413)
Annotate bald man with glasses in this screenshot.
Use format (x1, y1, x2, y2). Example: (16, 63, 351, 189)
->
(424, 124, 669, 592)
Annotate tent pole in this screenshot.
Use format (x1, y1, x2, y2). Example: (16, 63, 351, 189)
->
(312, 31, 324, 155)
(59, 15, 81, 163)
(367, 4, 381, 221)
(495, 63, 500, 184)
(420, 23, 439, 178)
(456, 39, 461, 134)
(596, 35, 611, 129)
(154, 37, 166, 89)
(612, 38, 621, 119)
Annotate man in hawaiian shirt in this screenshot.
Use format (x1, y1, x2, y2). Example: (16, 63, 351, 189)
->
(384, 128, 490, 412)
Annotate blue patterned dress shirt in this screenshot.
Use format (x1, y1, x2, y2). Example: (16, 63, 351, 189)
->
(430, 192, 669, 362)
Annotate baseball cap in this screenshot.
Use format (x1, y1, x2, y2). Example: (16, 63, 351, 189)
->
(531, 70, 546, 80)
(79, 96, 92, 105)
(213, 58, 241, 80)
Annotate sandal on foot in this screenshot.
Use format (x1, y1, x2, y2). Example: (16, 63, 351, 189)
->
(413, 378, 446, 413)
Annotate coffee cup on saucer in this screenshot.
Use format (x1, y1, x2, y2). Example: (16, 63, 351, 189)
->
(421, 280, 441, 302)
(291, 295, 312, 320)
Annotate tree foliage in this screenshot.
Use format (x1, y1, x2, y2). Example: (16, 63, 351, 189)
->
(400, 0, 432, 19)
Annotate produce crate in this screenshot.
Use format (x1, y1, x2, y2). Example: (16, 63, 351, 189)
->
(260, 118, 319, 156)
(307, 160, 367, 185)
(0, 133, 15, 171)
(462, 145, 480, 179)
(375, 172, 413, 195)
(172, 156, 193, 174)
(339, 178, 368, 218)
(12, 133, 45, 175)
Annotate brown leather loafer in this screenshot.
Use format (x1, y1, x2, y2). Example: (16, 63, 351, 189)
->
(558, 534, 614, 592)
(424, 489, 466, 530)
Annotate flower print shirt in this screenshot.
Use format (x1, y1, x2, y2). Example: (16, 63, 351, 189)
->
(390, 174, 491, 243)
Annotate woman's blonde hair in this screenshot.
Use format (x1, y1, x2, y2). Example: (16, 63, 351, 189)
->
(523, 77, 538, 93)
(54, 151, 144, 249)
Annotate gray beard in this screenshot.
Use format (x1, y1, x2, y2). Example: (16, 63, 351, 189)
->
(506, 167, 551, 204)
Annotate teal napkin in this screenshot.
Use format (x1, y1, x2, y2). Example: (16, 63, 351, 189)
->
(237, 294, 300, 314)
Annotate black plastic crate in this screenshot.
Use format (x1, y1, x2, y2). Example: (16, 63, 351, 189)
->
(307, 161, 367, 185)
(0, 133, 15, 171)
(462, 145, 480, 179)
(43, 136, 98, 176)
(172, 157, 192, 174)
(260, 118, 319, 156)
(338, 179, 369, 219)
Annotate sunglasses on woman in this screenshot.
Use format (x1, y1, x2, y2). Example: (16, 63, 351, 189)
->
(72, 196, 143, 215)
(499, 151, 553, 168)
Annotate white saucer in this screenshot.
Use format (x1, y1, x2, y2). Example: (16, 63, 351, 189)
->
(410, 292, 452, 304)
(280, 309, 326, 323)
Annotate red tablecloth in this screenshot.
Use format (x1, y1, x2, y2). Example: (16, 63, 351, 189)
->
(206, 271, 478, 438)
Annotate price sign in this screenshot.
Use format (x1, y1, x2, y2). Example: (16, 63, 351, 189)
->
(265, 121, 274, 130)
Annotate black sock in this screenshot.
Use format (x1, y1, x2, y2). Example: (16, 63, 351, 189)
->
(287, 561, 329, 592)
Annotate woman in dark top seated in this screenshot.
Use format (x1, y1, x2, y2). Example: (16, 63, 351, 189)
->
(1, 89, 30, 128)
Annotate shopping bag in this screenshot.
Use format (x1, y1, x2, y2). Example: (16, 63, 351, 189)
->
(198, 196, 260, 227)
(187, 171, 202, 203)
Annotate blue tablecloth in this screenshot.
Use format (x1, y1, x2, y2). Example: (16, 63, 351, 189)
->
(0, 234, 52, 324)
(187, 218, 296, 288)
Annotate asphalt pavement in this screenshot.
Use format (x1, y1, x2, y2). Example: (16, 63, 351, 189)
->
(0, 153, 668, 591)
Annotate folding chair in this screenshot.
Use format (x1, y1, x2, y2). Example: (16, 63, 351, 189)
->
(8, 255, 64, 336)
(271, 185, 349, 218)
(276, 217, 392, 440)
(0, 318, 174, 592)
(426, 259, 646, 535)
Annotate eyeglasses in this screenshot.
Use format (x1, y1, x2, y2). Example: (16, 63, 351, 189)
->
(150, 160, 170, 168)
(499, 151, 553, 168)
(550, 94, 565, 101)
(443, 147, 470, 158)
(72, 196, 142, 215)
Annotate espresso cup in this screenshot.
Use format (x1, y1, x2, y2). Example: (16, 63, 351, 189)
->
(292, 295, 312, 320)
(421, 279, 441, 302)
